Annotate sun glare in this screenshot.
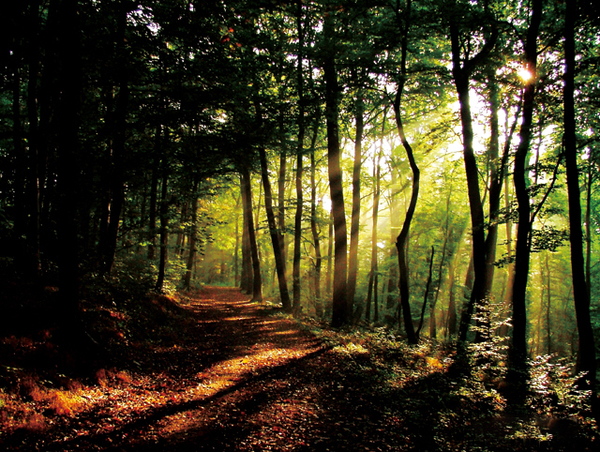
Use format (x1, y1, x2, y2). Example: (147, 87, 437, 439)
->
(517, 67, 533, 82)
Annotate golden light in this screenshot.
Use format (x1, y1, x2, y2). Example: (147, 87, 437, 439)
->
(517, 67, 533, 82)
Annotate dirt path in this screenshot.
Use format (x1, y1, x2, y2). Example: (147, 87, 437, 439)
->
(4, 287, 403, 451)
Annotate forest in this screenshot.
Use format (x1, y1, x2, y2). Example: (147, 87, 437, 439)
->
(1, 0, 600, 449)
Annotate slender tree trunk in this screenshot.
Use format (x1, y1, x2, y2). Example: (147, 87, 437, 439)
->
(545, 253, 552, 355)
(259, 144, 292, 312)
(511, 0, 542, 370)
(392, 0, 418, 343)
(447, 261, 458, 339)
(240, 176, 252, 293)
(431, 188, 453, 340)
(326, 211, 333, 298)
(483, 73, 502, 294)
(25, 0, 42, 277)
(374, 272, 380, 323)
(148, 127, 161, 261)
(183, 181, 199, 290)
(155, 169, 169, 292)
(234, 193, 241, 288)
(585, 164, 592, 303)
(278, 118, 287, 264)
(102, 4, 129, 275)
(241, 168, 262, 301)
(564, 0, 596, 389)
(416, 246, 435, 339)
(56, 0, 83, 329)
(292, 1, 305, 315)
(309, 115, 323, 317)
(387, 160, 400, 309)
(393, 94, 418, 343)
(449, 15, 497, 342)
(324, 12, 348, 327)
(348, 88, 364, 313)
(452, 73, 487, 342)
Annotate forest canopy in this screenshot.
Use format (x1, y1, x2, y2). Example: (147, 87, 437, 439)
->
(1, 0, 600, 415)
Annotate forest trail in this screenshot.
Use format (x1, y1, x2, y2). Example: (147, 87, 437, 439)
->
(3, 287, 593, 451)
(3, 287, 406, 451)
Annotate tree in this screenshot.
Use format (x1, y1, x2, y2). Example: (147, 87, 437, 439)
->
(563, 0, 596, 390)
(323, 8, 349, 327)
(392, 0, 418, 344)
(448, 0, 497, 342)
(292, 0, 306, 315)
(348, 87, 364, 320)
(510, 0, 543, 370)
(55, 0, 84, 332)
(241, 168, 263, 302)
(258, 137, 292, 311)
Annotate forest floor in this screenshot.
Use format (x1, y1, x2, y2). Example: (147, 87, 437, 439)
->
(0, 286, 598, 451)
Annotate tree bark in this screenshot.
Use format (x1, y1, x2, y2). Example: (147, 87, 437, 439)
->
(448, 6, 497, 342)
(392, 0, 417, 343)
(240, 176, 251, 293)
(416, 246, 435, 339)
(148, 126, 161, 261)
(324, 12, 348, 327)
(292, 0, 305, 315)
(309, 114, 323, 317)
(183, 181, 199, 290)
(348, 88, 364, 315)
(99, 3, 129, 275)
(155, 169, 169, 293)
(241, 168, 262, 302)
(259, 144, 292, 312)
(511, 0, 542, 369)
(56, 0, 83, 329)
(564, 0, 596, 388)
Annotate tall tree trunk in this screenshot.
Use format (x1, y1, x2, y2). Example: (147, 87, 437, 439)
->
(564, 0, 596, 389)
(416, 246, 435, 339)
(25, 0, 42, 277)
(278, 118, 287, 264)
(234, 193, 241, 288)
(259, 144, 292, 312)
(387, 159, 400, 309)
(155, 169, 169, 292)
(241, 168, 262, 301)
(545, 253, 552, 355)
(292, 0, 305, 315)
(240, 176, 252, 293)
(148, 126, 161, 261)
(366, 125, 383, 323)
(309, 114, 323, 317)
(585, 164, 592, 303)
(392, 0, 417, 343)
(183, 181, 199, 290)
(326, 211, 333, 298)
(348, 88, 364, 314)
(446, 256, 458, 339)
(483, 73, 502, 294)
(449, 13, 497, 342)
(56, 0, 82, 331)
(324, 12, 348, 327)
(431, 188, 453, 340)
(100, 3, 129, 275)
(511, 0, 543, 370)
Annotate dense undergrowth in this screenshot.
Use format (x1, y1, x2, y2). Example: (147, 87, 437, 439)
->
(0, 280, 598, 450)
